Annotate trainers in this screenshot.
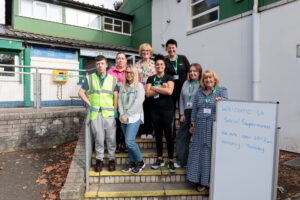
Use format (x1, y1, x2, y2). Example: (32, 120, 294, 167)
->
(141, 134, 147, 139)
(168, 161, 176, 173)
(146, 134, 153, 139)
(132, 160, 146, 174)
(121, 162, 136, 173)
(151, 158, 165, 169)
(108, 160, 116, 171)
(174, 162, 181, 168)
(95, 159, 103, 172)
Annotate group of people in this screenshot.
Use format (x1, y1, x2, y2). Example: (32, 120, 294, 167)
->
(78, 39, 228, 192)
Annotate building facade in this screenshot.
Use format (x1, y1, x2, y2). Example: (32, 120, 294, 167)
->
(121, 0, 300, 153)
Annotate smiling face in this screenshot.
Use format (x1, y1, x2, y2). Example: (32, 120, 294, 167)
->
(203, 75, 216, 90)
(96, 59, 108, 74)
(189, 66, 200, 81)
(125, 67, 134, 83)
(141, 48, 151, 60)
(116, 53, 127, 68)
(166, 44, 177, 58)
(155, 59, 165, 74)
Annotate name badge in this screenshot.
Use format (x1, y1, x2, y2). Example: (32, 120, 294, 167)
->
(203, 108, 211, 114)
(154, 94, 160, 99)
(186, 102, 193, 108)
(173, 75, 179, 80)
(142, 78, 147, 84)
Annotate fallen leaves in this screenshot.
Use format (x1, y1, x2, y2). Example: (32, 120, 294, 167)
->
(23, 186, 27, 190)
(36, 178, 48, 185)
(0, 166, 3, 170)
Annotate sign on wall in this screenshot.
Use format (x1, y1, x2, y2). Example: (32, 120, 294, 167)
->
(30, 46, 77, 60)
(80, 49, 117, 59)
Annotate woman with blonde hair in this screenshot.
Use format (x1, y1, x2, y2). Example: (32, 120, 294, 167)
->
(118, 65, 146, 174)
(136, 43, 156, 139)
(187, 70, 228, 192)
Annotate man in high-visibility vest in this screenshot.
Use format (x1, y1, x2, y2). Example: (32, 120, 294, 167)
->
(78, 55, 118, 172)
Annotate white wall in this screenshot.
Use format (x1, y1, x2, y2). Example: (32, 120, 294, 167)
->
(0, 0, 5, 24)
(152, 0, 300, 152)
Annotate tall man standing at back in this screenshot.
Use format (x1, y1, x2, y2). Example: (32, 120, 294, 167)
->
(78, 55, 118, 172)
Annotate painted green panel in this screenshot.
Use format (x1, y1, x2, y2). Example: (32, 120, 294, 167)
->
(24, 48, 31, 107)
(220, 0, 250, 20)
(131, 2, 151, 32)
(0, 39, 22, 50)
(263, 0, 280, 6)
(14, 0, 19, 15)
(14, 16, 131, 46)
(131, 26, 151, 49)
(121, 0, 150, 13)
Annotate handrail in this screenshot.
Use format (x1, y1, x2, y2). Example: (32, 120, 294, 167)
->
(85, 110, 92, 191)
(0, 63, 88, 72)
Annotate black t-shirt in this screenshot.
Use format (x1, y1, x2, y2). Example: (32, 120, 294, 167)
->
(147, 74, 174, 111)
(164, 54, 190, 91)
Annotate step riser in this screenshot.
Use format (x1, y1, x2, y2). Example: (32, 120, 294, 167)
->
(86, 196, 208, 200)
(138, 142, 175, 149)
(89, 174, 187, 184)
(92, 157, 163, 165)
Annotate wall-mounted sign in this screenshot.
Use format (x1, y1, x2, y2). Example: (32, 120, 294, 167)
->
(80, 49, 117, 59)
(30, 46, 77, 60)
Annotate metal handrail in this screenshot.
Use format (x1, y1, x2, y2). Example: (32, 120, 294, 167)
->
(0, 63, 88, 72)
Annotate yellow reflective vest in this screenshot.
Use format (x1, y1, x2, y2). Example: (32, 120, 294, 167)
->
(86, 73, 117, 120)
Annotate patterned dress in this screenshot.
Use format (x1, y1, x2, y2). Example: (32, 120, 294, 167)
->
(136, 59, 156, 87)
(186, 86, 228, 185)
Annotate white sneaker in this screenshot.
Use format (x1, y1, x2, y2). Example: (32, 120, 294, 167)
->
(174, 162, 181, 168)
(146, 134, 153, 139)
(141, 134, 147, 139)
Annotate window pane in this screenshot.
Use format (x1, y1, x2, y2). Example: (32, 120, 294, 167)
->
(192, 0, 219, 16)
(78, 11, 89, 27)
(66, 8, 77, 25)
(123, 21, 131, 34)
(192, 10, 218, 28)
(104, 17, 113, 30)
(34, 2, 47, 19)
(114, 19, 122, 32)
(0, 53, 15, 77)
(48, 4, 62, 23)
(20, 0, 33, 17)
(192, 0, 202, 3)
(89, 14, 100, 29)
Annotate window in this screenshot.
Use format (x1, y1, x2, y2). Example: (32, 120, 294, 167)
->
(104, 17, 131, 35)
(0, 53, 19, 81)
(65, 8, 101, 30)
(191, 0, 219, 28)
(19, 0, 62, 23)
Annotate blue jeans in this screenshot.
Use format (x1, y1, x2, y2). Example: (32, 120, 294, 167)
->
(121, 120, 143, 162)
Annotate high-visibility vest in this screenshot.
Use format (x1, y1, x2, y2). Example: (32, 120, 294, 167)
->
(86, 73, 117, 120)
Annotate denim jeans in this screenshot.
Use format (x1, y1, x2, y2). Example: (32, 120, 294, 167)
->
(176, 109, 192, 166)
(121, 120, 143, 162)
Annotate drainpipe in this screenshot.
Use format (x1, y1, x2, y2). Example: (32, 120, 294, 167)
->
(252, 0, 260, 101)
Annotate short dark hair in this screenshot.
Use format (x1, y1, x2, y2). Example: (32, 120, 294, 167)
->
(116, 51, 126, 59)
(95, 55, 107, 63)
(154, 54, 165, 64)
(166, 39, 177, 47)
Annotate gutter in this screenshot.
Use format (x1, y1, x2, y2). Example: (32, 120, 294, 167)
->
(252, 0, 260, 101)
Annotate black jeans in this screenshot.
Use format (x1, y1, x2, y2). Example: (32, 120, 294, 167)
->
(151, 109, 174, 159)
(176, 109, 192, 166)
(138, 97, 153, 135)
(116, 113, 125, 147)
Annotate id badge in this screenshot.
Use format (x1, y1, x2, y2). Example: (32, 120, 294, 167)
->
(186, 102, 193, 108)
(203, 108, 211, 114)
(154, 94, 160, 99)
(173, 75, 179, 80)
(142, 78, 147, 84)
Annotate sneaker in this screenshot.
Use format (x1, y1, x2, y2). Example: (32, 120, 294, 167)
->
(168, 161, 176, 173)
(121, 162, 136, 173)
(95, 159, 103, 172)
(141, 134, 147, 139)
(174, 162, 181, 168)
(151, 158, 165, 169)
(132, 160, 146, 174)
(146, 134, 153, 139)
(108, 160, 116, 171)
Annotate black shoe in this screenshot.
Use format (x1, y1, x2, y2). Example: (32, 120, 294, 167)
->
(95, 159, 103, 172)
(108, 160, 116, 171)
(168, 161, 176, 173)
(121, 162, 136, 173)
(132, 160, 146, 174)
(151, 158, 165, 169)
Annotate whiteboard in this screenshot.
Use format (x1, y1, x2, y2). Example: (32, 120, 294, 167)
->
(210, 100, 279, 200)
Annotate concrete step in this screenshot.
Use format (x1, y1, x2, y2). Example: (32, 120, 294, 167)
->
(136, 137, 177, 149)
(92, 149, 178, 165)
(88, 164, 187, 184)
(85, 182, 208, 200)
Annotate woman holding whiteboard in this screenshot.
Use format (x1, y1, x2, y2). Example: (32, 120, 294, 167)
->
(187, 70, 228, 192)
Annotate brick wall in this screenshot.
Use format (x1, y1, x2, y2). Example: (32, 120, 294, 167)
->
(0, 108, 86, 152)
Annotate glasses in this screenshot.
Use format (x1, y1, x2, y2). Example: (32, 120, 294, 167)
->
(125, 71, 134, 75)
(142, 49, 150, 52)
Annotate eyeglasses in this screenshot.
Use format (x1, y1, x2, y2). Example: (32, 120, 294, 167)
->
(142, 50, 150, 52)
(125, 71, 134, 75)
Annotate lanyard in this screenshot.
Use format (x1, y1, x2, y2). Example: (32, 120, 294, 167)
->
(153, 74, 165, 86)
(169, 55, 178, 74)
(188, 80, 198, 101)
(142, 60, 151, 77)
(98, 73, 107, 89)
(204, 86, 219, 105)
(125, 86, 133, 105)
